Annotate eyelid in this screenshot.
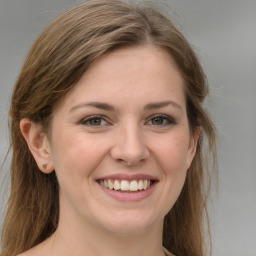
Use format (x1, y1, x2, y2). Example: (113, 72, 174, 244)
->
(79, 113, 176, 127)
(146, 113, 176, 126)
(80, 115, 110, 126)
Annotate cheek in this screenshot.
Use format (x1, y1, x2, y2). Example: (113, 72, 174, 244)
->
(51, 130, 108, 179)
(49, 131, 110, 209)
(153, 131, 190, 174)
(156, 133, 190, 208)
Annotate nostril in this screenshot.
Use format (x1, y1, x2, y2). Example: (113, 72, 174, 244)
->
(117, 158, 146, 167)
(109, 134, 150, 166)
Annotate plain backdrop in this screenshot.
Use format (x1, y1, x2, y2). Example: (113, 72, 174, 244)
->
(0, 0, 255, 255)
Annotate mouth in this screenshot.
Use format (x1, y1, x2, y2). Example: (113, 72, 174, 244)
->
(97, 179, 156, 192)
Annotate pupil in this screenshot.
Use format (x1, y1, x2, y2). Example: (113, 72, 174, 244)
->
(91, 118, 101, 125)
(153, 117, 163, 125)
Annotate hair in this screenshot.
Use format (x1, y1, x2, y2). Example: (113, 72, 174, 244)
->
(1, 0, 217, 255)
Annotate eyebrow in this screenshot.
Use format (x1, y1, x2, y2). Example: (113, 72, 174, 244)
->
(144, 100, 182, 112)
(70, 102, 115, 112)
(69, 100, 182, 112)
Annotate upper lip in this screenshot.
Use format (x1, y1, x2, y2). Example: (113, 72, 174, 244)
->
(96, 173, 159, 181)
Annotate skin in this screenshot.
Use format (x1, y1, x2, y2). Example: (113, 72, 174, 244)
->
(20, 46, 199, 256)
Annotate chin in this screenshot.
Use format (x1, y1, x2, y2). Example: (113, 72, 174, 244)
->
(96, 211, 162, 235)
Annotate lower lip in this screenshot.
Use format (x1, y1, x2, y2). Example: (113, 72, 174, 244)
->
(98, 182, 157, 202)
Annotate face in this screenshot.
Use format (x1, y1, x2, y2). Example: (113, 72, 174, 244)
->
(45, 46, 198, 234)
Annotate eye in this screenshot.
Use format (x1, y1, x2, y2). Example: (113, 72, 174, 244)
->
(146, 114, 175, 126)
(81, 115, 109, 127)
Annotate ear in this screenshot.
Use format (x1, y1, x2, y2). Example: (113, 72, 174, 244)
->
(187, 126, 200, 169)
(20, 118, 54, 174)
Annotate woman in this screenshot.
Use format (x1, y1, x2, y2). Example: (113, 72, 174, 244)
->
(1, 0, 217, 255)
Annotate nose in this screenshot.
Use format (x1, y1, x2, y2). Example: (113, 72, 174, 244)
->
(110, 123, 150, 166)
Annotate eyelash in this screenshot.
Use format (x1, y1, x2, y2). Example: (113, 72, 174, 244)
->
(146, 114, 176, 126)
(80, 115, 109, 127)
(80, 114, 176, 128)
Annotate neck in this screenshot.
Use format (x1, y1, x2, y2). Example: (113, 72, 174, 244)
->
(47, 211, 166, 256)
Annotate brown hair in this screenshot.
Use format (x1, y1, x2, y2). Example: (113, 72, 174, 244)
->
(1, 1, 217, 255)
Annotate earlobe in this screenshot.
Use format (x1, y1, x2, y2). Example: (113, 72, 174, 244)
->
(187, 126, 200, 169)
(20, 118, 54, 174)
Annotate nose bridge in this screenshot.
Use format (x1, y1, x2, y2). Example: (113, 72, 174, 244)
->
(111, 119, 149, 165)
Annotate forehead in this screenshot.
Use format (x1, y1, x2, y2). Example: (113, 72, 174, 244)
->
(58, 46, 186, 112)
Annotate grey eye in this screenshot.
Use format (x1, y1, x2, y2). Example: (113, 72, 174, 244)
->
(81, 116, 108, 126)
(151, 116, 165, 125)
(147, 114, 175, 126)
(88, 118, 102, 126)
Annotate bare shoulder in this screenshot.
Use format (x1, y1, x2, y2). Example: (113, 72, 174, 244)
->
(17, 246, 44, 256)
(17, 252, 29, 256)
(17, 250, 35, 256)
(163, 247, 176, 256)
(17, 236, 53, 256)
(17, 248, 37, 256)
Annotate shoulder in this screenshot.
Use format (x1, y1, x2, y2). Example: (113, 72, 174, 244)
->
(16, 237, 52, 256)
(163, 247, 176, 256)
(17, 252, 32, 256)
(17, 248, 41, 256)
(17, 247, 46, 256)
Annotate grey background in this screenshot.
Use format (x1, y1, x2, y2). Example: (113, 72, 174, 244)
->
(0, 0, 255, 255)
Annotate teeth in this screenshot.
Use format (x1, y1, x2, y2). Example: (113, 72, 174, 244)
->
(138, 180, 143, 190)
(143, 180, 149, 190)
(99, 179, 152, 192)
(120, 180, 130, 191)
(103, 180, 108, 187)
(114, 180, 120, 190)
(108, 180, 114, 190)
(129, 180, 138, 191)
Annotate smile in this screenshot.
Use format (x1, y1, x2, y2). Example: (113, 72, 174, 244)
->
(98, 179, 153, 192)
(96, 174, 158, 201)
